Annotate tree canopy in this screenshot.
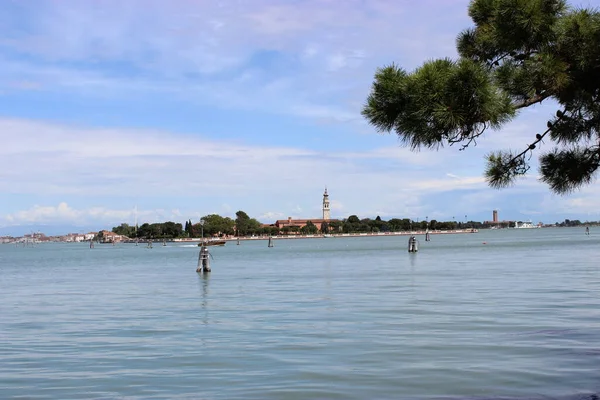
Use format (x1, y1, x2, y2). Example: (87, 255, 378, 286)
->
(198, 214, 235, 237)
(362, 0, 600, 194)
(114, 221, 183, 238)
(234, 210, 262, 236)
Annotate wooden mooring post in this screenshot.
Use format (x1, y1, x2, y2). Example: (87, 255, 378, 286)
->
(197, 245, 211, 273)
(408, 236, 418, 253)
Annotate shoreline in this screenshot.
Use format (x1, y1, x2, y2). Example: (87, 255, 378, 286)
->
(172, 229, 478, 243)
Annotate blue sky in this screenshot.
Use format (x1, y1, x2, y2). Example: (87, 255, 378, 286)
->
(1, 0, 599, 235)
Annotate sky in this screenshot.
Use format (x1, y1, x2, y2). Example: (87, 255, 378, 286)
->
(1, 0, 600, 236)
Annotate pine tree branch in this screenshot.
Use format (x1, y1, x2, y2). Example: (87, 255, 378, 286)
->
(513, 93, 551, 109)
(447, 122, 488, 150)
(504, 107, 571, 170)
(511, 126, 551, 162)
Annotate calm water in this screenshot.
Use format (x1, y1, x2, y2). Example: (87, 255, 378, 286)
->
(1, 228, 599, 400)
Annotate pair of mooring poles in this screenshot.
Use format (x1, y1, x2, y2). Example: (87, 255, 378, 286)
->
(408, 236, 419, 253)
(196, 236, 274, 273)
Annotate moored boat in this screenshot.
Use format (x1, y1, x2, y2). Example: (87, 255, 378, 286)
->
(198, 240, 227, 247)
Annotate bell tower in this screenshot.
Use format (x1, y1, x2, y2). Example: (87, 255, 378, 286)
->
(322, 187, 330, 220)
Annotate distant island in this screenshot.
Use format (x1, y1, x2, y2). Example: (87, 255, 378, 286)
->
(1, 215, 595, 245)
(4, 190, 597, 244)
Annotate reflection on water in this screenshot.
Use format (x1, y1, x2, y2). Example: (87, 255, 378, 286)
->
(197, 273, 210, 327)
(0, 228, 599, 399)
(409, 251, 417, 268)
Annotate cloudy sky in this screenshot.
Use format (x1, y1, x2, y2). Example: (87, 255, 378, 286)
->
(1, 0, 598, 235)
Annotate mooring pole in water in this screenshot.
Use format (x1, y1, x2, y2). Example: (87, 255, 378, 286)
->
(268, 236, 274, 248)
(196, 247, 202, 271)
(196, 245, 211, 273)
(408, 236, 418, 253)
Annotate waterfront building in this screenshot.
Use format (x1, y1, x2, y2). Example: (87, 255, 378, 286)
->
(272, 188, 338, 231)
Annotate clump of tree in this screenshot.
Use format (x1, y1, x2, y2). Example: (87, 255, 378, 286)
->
(113, 221, 183, 239)
(109, 210, 269, 240)
(363, 0, 600, 194)
(556, 218, 583, 227)
(300, 221, 319, 235)
(196, 214, 235, 238)
(111, 223, 134, 237)
(234, 211, 262, 236)
(184, 220, 193, 237)
(330, 215, 481, 233)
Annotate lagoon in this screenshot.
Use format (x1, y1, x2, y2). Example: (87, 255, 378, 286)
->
(1, 228, 599, 399)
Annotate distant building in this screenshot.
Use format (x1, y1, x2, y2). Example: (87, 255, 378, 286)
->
(484, 209, 514, 227)
(322, 187, 330, 220)
(274, 217, 330, 231)
(100, 230, 128, 243)
(65, 234, 86, 242)
(1, 236, 14, 244)
(272, 188, 338, 231)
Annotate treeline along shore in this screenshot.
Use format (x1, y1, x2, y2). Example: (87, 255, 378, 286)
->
(171, 229, 478, 243)
(109, 210, 481, 241)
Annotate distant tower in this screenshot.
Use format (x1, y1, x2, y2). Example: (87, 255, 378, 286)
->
(493, 210, 498, 223)
(322, 187, 331, 220)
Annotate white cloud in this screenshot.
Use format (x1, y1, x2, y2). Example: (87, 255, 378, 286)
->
(1, 201, 202, 231)
(3, 202, 171, 226)
(258, 211, 285, 221)
(538, 184, 600, 218)
(0, 117, 491, 225)
(2, 115, 598, 226)
(0, 0, 472, 122)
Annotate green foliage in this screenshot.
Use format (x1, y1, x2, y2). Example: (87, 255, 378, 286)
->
(300, 221, 319, 235)
(247, 218, 263, 235)
(134, 221, 183, 238)
(200, 214, 235, 237)
(235, 210, 251, 236)
(557, 218, 582, 227)
(363, 0, 600, 194)
(112, 223, 135, 237)
(328, 220, 342, 232)
(362, 59, 514, 150)
(388, 218, 412, 231)
(108, 212, 486, 242)
(184, 220, 193, 237)
(347, 215, 360, 224)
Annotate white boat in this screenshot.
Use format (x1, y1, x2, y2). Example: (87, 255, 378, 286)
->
(514, 220, 540, 229)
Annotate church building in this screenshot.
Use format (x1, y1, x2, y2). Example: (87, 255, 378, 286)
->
(273, 188, 337, 231)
